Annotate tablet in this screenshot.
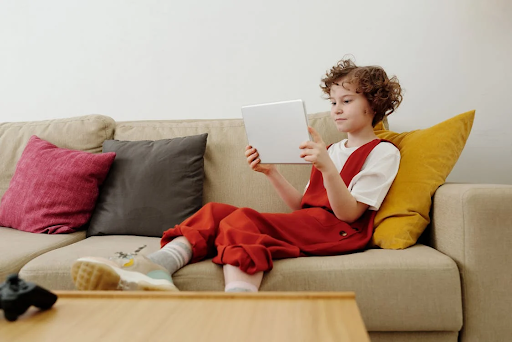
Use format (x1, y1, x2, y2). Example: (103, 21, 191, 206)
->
(241, 99, 311, 164)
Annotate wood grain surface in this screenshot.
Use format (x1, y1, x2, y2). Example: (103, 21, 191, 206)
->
(0, 291, 369, 342)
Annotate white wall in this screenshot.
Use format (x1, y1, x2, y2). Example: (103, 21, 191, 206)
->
(1, 0, 511, 184)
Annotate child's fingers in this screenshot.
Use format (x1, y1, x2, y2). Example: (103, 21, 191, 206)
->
(308, 126, 324, 144)
(245, 147, 256, 157)
(301, 149, 319, 162)
(247, 151, 259, 163)
(300, 141, 323, 150)
(302, 155, 314, 163)
(250, 158, 261, 169)
(300, 148, 315, 156)
(299, 141, 313, 149)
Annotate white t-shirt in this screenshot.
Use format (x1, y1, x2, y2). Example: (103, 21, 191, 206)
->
(304, 139, 400, 211)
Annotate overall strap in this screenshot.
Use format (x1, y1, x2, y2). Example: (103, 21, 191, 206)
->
(300, 139, 386, 211)
(340, 139, 382, 186)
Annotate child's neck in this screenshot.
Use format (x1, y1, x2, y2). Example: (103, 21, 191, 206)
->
(345, 131, 379, 148)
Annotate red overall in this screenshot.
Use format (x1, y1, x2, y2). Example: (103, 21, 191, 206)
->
(161, 139, 387, 275)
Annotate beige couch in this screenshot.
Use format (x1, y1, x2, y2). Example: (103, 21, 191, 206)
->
(0, 114, 510, 342)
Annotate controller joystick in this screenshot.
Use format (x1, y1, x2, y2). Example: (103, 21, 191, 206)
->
(0, 274, 58, 322)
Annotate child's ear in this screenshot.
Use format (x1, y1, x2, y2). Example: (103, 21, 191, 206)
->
(365, 108, 376, 116)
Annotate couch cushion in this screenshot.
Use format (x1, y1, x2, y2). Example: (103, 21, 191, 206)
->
(0, 136, 116, 234)
(86, 134, 208, 237)
(114, 112, 347, 213)
(19, 235, 162, 290)
(0, 227, 86, 282)
(20, 238, 461, 332)
(369, 332, 458, 342)
(371, 111, 475, 249)
(0, 114, 115, 201)
(177, 244, 462, 332)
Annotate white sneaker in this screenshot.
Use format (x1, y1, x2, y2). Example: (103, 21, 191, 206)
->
(71, 246, 179, 291)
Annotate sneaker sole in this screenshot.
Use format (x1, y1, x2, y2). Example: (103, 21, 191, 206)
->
(71, 258, 179, 292)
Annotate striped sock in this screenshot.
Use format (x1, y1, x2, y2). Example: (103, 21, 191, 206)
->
(147, 237, 192, 275)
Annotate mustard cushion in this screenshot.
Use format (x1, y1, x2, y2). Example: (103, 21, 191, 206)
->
(371, 110, 475, 249)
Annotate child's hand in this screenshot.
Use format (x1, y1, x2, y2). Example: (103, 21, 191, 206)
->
(299, 126, 334, 173)
(245, 145, 275, 175)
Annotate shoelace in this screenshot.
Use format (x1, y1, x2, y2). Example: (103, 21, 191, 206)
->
(111, 245, 147, 261)
(110, 245, 148, 290)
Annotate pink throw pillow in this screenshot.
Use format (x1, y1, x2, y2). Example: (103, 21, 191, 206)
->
(0, 136, 116, 234)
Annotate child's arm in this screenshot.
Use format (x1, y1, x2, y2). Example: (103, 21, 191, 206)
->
(322, 167, 369, 223)
(246, 146, 303, 211)
(299, 127, 368, 223)
(264, 168, 303, 210)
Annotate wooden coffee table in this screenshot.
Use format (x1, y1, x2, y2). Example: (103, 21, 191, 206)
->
(0, 291, 369, 342)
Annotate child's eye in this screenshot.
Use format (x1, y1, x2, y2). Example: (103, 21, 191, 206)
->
(331, 102, 336, 106)
(344, 100, 351, 104)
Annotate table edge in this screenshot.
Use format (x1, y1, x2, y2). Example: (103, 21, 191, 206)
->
(53, 291, 356, 300)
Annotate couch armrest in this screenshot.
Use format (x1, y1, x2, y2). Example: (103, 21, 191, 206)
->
(429, 183, 512, 342)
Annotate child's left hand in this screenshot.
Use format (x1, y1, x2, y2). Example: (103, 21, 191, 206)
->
(299, 126, 334, 173)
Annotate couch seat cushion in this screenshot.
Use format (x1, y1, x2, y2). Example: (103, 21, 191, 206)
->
(19, 235, 163, 291)
(178, 244, 462, 332)
(0, 227, 86, 282)
(20, 238, 461, 332)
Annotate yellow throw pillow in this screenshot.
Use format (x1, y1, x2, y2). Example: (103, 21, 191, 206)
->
(371, 110, 475, 249)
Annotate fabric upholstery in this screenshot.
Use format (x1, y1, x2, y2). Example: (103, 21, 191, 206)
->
(369, 332, 458, 342)
(86, 134, 207, 237)
(430, 183, 512, 342)
(0, 115, 115, 201)
(176, 244, 462, 332)
(0, 136, 116, 233)
(114, 112, 348, 213)
(370, 111, 475, 249)
(19, 239, 461, 333)
(6, 112, 511, 341)
(19, 235, 162, 290)
(0, 227, 86, 282)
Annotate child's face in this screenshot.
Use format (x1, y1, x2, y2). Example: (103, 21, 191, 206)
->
(329, 79, 375, 133)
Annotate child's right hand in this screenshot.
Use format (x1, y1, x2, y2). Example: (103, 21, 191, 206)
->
(245, 145, 275, 175)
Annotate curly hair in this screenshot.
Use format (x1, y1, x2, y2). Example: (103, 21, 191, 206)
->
(320, 58, 403, 126)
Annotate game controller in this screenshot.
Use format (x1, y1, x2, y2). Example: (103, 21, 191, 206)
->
(0, 274, 58, 322)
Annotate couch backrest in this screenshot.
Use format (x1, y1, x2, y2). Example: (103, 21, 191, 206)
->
(0, 115, 115, 200)
(0, 112, 388, 213)
(115, 112, 348, 213)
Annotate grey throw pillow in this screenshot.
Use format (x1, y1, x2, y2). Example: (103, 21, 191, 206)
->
(87, 133, 208, 237)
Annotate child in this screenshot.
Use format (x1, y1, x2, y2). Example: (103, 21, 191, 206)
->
(71, 58, 403, 292)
